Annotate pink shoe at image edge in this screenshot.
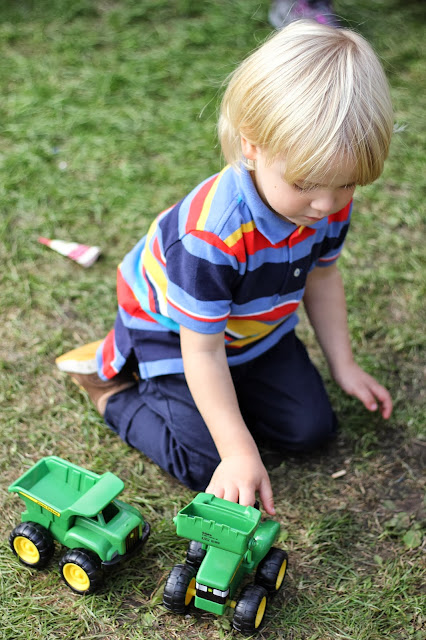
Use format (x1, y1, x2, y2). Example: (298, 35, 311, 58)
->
(269, 0, 339, 29)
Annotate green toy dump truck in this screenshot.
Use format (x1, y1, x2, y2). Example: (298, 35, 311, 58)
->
(163, 493, 288, 635)
(8, 456, 150, 594)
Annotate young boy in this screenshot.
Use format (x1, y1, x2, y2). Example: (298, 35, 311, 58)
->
(57, 21, 394, 515)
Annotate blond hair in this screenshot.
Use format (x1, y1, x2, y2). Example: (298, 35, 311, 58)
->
(218, 20, 393, 185)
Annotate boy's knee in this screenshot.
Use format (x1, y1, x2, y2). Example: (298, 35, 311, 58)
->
(289, 410, 337, 452)
(258, 408, 337, 453)
(126, 419, 219, 491)
(183, 453, 218, 492)
(105, 381, 220, 490)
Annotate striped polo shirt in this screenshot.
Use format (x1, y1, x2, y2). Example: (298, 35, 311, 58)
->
(97, 165, 352, 380)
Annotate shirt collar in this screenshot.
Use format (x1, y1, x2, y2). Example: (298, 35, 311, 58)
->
(237, 165, 299, 243)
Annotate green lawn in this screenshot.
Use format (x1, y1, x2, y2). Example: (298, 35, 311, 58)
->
(1, 1, 424, 639)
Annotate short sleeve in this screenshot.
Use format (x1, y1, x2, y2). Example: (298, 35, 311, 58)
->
(164, 232, 239, 334)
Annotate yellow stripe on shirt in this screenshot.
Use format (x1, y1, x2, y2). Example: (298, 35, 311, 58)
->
(224, 220, 256, 248)
(226, 319, 279, 347)
(196, 167, 228, 231)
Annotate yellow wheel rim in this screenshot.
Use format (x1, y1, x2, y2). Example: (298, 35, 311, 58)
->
(63, 563, 91, 592)
(14, 536, 40, 565)
(275, 558, 287, 590)
(255, 596, 267, 628)
(185, 577, 196, 605)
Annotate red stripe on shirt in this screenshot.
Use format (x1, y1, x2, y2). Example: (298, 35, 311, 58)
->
(191, 230, 237, 256)
(185, 175, 218, 232)
(288, 226, 316, 248)
(318, 251, 341, 263)
(232, 301, 299, 322)
(152, 237, 166, 266)
(230, 228, 290, 260)
(117, 268, 156, 322)
(328, 201, 352, 223)
(167, 297, 229, 323)
(191, 227, 290, 264)
(141, 266, 159, 314)
(101, 329, 118, 379)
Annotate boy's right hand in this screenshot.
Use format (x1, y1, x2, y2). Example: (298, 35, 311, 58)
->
(180, 327, 275, 516)
(205, 454, 276, 516)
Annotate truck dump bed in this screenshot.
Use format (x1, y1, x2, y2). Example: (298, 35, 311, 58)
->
(8, 456, 124, 519)
(174, 493, 261, 555)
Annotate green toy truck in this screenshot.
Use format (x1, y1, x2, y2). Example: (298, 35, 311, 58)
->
(8, 456, 150, 594)
(163, 493, 288, 635)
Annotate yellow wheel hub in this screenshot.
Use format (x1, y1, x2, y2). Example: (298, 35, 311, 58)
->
(14, 536, 40, 565)
(255, 596, 267, 628)
(185, 577, 196, 605)
(276, 558, 287, 590)
(63, 563, 91, 592)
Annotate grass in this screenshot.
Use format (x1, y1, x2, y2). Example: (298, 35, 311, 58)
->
(0, 1, 424, 638)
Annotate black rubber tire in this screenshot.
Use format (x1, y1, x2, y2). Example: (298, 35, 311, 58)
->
(163, 563, 196, 614)
(59, 548, 103, 594)
(185, 540, 206, 569)
(233, 584, 269, 635)
(9, 522, 55, 569)
(255, 547, 288, 593)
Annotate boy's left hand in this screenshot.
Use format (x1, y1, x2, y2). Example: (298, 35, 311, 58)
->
(333, 361, 393, 419)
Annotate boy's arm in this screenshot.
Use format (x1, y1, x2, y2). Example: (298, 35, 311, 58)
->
(180, 325, 275, 515)
(303, 263, 392, 419)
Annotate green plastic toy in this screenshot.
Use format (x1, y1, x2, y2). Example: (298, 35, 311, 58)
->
(8, 456, 150, 594)
(163, 493, 288, 635)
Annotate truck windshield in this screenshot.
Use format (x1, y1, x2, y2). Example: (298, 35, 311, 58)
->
(88, 502, 119, 524)
(102, 502, 119, 523)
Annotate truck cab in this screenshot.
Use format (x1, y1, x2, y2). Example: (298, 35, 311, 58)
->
(9, 456, 149, 593)
(163, 493, 288, 635)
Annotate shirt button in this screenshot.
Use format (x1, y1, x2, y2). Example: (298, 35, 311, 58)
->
(294, 268, 301, 277)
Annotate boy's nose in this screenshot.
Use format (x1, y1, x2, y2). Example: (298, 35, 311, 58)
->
(310, 192, 335, 215)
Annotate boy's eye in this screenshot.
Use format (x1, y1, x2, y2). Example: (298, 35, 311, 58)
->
(292, 183, 309, 192)
(293, 182, 356, 192)
(292, 181, 320, 192)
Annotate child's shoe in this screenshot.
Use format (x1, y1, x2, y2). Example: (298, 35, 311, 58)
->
(56, 341, 137, 416)
(55, 340, 103, 374)
(269, 0, 339, 29)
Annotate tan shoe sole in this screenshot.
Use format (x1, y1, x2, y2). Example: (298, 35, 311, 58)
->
(55, 340, 104, 374)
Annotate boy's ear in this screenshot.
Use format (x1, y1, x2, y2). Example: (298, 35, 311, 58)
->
(240, 136, 259, 161)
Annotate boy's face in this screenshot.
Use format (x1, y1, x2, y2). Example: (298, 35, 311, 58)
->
(241, 139, 356, 226)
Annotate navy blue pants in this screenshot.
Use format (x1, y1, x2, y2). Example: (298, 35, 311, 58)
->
(104, 331, 337, 491)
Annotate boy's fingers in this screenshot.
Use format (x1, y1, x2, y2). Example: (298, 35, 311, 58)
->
(206, 482, 224, 499)
(378, 384, 392, 412)
(259, 477, 275, 515)
(238, 487, 257, 509)
(355, 380, 393, 419)
(223, 486, 240, 505)
(376, 387, 393, 419)
(381, 398, 393, 419)
(355, 385, 378, 412)
(368, 380, 393, 419)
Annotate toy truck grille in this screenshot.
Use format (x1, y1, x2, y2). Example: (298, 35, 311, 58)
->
(125, 525, 140, 552)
